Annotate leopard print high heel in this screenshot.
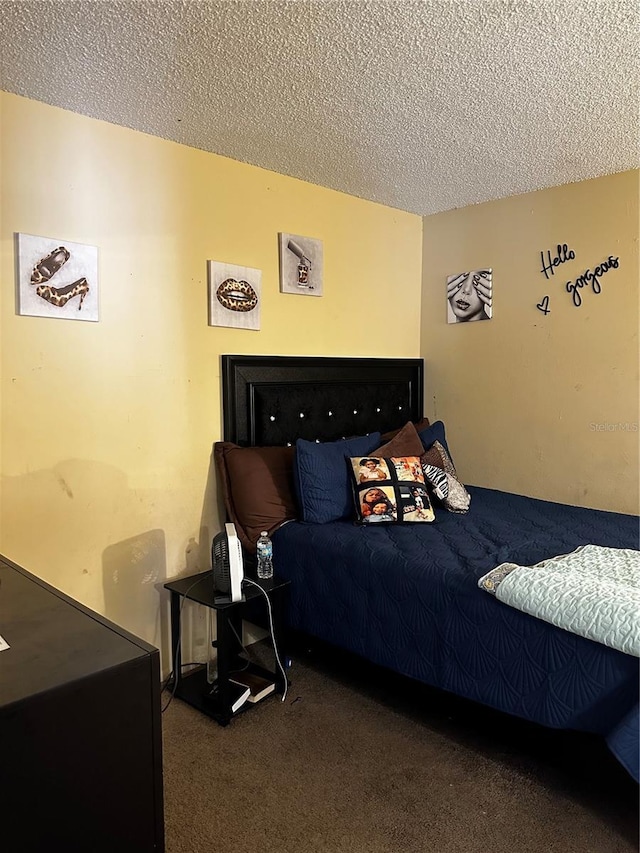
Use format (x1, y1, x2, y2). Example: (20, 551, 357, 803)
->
(29, 246, 90, 311)
(30, 247, 70, 284)
(36, 278, 90, 310)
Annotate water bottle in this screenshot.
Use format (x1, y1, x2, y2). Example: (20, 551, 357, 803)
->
(256, 531, 273, 579)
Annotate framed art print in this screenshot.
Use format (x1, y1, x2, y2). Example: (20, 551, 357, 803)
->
(208, 261, 261, 330)
(16, 233, 99, 321)
(447, 269, 493, 323)
(278, 232, 323, 297)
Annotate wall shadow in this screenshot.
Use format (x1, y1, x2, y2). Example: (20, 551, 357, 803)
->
(196, 446, 226, 573)
(1, 459, 172, 669)
(102, 529, 168, 667)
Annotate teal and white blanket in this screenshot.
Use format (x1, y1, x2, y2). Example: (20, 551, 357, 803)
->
(478, 545, 640, 657)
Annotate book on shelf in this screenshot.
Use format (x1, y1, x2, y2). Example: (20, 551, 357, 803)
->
(230, 670, 276, 703)
(227, 680, 251, 713)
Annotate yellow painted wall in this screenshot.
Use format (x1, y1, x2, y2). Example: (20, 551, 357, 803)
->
(0, 93, 422, 661)
(421, 170, 639, 516)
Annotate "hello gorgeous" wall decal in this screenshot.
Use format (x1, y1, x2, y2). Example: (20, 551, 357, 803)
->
(537, 243, 620, 313)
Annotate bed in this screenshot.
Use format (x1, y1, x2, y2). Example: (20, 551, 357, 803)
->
(216, 354, 639, 780)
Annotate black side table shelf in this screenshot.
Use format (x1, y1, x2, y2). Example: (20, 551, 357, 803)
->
(164, 571, 290, 725)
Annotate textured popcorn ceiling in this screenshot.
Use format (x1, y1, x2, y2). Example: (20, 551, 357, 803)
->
(1, 0, 638, 215)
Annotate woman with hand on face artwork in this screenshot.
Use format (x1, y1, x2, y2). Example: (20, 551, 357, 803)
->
(447, 269, 492, 322)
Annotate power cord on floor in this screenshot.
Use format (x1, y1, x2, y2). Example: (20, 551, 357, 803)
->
(161, 663, 201, 694)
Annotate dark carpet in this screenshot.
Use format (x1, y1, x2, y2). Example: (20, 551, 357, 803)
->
(162, 642, 638, 852)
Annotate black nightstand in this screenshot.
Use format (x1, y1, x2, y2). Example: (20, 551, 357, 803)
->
(164, 571, 290, 725)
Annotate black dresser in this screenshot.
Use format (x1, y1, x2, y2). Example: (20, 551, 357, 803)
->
(0, 555, 164, 852)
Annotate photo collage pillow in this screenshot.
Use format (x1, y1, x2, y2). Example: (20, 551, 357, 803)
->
(349, 456, 435, 524)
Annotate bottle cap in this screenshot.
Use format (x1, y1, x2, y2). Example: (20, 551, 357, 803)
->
(261, 531, 268, 536)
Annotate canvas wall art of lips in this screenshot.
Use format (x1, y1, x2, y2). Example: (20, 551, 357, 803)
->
(216, 278, 258, 312)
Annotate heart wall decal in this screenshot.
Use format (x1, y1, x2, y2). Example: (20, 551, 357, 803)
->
(536, 296, 551, 315)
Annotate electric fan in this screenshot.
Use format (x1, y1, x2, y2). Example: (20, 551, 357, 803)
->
(211, 522, 244, 603)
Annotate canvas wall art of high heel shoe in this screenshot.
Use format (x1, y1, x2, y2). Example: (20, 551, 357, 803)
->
(16, 233, 99, 322)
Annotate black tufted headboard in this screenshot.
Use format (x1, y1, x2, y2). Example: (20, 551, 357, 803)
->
(222, 355, 424, 446)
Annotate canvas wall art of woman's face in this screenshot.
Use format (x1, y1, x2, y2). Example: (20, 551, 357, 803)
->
(447, 269, 493, 323)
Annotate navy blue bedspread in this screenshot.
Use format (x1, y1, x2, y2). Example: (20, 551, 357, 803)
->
(272, 487, 640, 779)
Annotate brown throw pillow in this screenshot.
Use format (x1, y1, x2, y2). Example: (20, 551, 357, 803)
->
(374, 421, 426, 457)
(380, 417, 431, 443)
(214, 442, 297, 553)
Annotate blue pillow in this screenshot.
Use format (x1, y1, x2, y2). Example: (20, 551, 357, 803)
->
(418, 421, 453, 464)
(294, 432, 382, 523)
